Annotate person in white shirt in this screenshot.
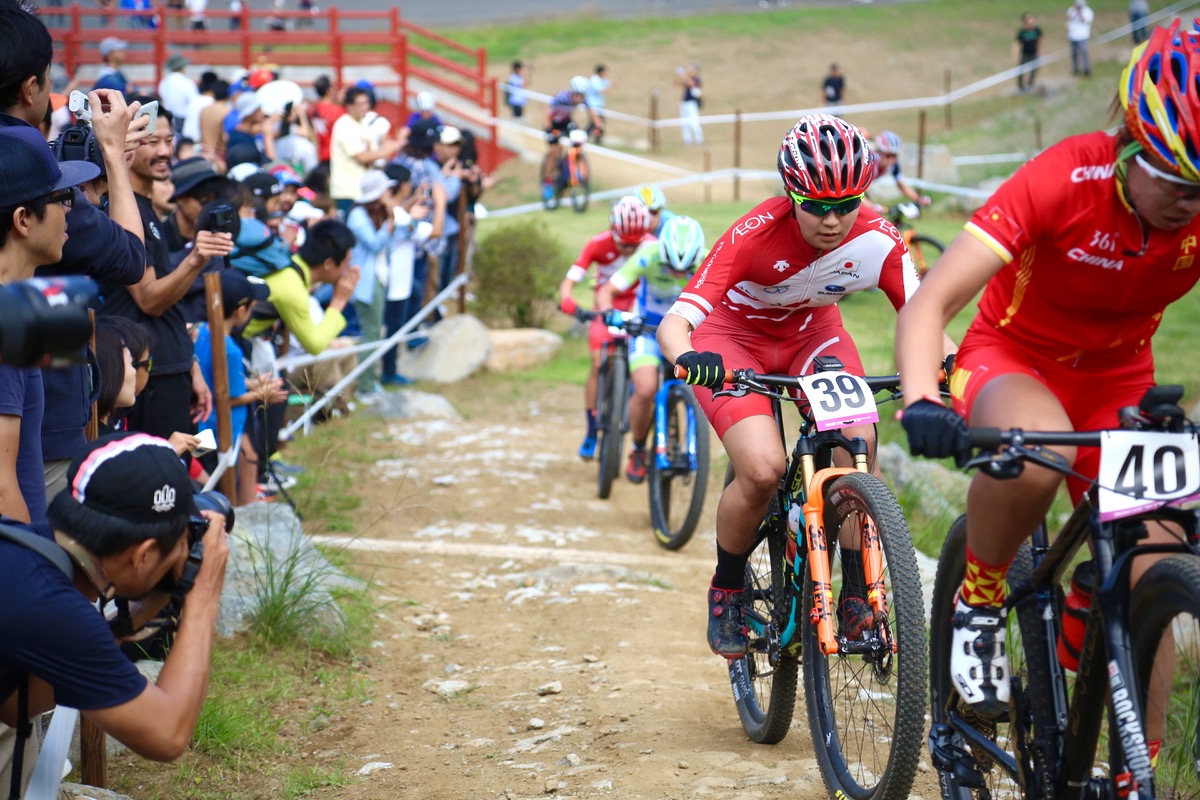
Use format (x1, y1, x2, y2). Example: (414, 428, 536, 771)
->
(157, 54, 198, 134)
(1066, 0, 1094, 77)
(328, 85, 401, 217)
(585, 65, 610, 143)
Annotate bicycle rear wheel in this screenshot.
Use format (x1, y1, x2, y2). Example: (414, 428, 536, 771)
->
(596, 349, 626, 499)
(1130, 554, 1200, 800)
(541, 151, 560, 211)
(803, 472, 925, 800)
(569, 155, 590, 213)
(724, 466, 800, 744)
(649, 384, 710, 550)
(910, 234, 945, 277)
(928, 516, 1056, 800)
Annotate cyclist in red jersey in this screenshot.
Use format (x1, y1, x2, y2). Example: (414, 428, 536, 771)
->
(559, 196, 653, 459)
(657, 113, 955, 657)
(897, 21, 1200, 722)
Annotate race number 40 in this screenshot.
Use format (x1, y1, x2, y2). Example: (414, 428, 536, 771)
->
(1097, 430, 1200, 521)
(798, 372, 879, 431)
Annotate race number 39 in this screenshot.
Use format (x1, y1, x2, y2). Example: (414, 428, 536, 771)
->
(798, 372, 879, 431)
(1097, 431, 1200, 521)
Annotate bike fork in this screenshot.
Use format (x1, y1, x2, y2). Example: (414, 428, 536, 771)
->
(652, 379, 696, 472)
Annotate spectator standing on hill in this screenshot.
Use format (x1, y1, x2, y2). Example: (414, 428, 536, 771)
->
(1130, 0, 1150, 44)
(586, 65, 610, 144)
(93, 37, 133, 94)
(675, 62, 703, 145)
(180, 71, 217, 143)
(1014, 14, 1043, 93)
(309, 74, 343, 168)
(157, 54, 197, 133)
(504, 60, 528, 119)
(329, 86, 401, 217)
(1067, 0, 1094, 77)
(822, 63, 844, 105)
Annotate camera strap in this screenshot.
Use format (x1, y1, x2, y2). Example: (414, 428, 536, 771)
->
(0, 525, 72, 580)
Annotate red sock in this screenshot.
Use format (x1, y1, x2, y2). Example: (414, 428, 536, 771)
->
(961, 545, 1010, 607)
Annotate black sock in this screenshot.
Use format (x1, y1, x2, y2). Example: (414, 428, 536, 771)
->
(585, 409, 597, 437)
(713, 543, 752, 589)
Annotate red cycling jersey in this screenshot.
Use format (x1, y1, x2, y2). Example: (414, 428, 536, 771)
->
(964, 130, 1200, 368)
(564, 231, 651, 309)
(667, 196, 918, 336)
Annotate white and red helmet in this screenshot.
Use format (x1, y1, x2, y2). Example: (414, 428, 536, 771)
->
(778, 113, 874, 200)
(609, 196, 651, 245)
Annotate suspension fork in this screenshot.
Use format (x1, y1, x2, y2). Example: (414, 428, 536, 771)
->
(652, 377, 695, 471)
(798, 445, 858, 656)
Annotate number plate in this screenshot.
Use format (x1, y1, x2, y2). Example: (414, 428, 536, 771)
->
(798, 372, 879, 431)
(1097, 430, 1200, 521)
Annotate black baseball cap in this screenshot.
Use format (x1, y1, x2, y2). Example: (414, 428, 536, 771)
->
(408, 118, 440, 150)
(57, 432, 197, 525)
(0, 124, 100, 208)
(220, 269, 269, 309)
(243, 172, 284, 199)
(170, 156, 229, 201)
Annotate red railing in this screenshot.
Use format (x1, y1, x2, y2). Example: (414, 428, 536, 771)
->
(47, 3, 506, 171)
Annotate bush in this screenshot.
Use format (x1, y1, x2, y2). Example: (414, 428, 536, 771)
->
(470, 218, 567, 328)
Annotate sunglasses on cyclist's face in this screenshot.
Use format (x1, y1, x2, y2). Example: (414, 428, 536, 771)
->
(1135, 153, 1200, 200)
(789, 191, 864, 217)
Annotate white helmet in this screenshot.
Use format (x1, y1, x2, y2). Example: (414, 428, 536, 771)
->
(659, 216, 706, 273)
(569, 76, 589, 94)
(415, 91, 435, 111)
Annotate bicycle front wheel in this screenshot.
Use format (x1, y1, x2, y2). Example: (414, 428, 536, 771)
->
(649, 384, 710, 550)
(1130, 553, 1200, 800)
(910, 234, 945, 277)
(569, 155, 590, 213)
(596, 349, 626, 499)
(804, 471, 925, 800)
(724, 466, 800, 744)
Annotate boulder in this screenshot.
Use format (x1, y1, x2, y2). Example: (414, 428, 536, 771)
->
(396, 314, 491, 383)
(486, 328, 563, 372)
(366, 389, 460, 420)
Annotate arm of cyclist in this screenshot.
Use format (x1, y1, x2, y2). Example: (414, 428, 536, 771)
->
(895, 233, 1005, 461)
(657, 312, 724, 389)
(895, 176, 931, 207)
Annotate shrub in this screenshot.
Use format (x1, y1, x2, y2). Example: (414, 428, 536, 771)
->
(470, 218, 567, 328)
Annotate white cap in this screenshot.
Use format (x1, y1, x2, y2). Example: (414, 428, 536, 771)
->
(357, 169, 397, 204)
(99, 37, 128, 58)
(439, 126, 462, 145)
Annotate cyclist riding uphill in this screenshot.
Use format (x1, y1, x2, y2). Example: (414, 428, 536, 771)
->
(560, 196, 654, 460)
(896, 20, 1200, 727)
(635, 182, 677, 237)
(594, 215, 708, 484)
(867, 130, 930, 213)
(657, 113, 956, 658)
(543, 76, 601, 200)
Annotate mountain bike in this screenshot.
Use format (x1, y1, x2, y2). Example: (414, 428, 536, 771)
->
(542, 129, 590, 213)
(580, 312, 709, 538)
(694, 357, 926, 800)
(928, 385, 1200, 800)
(887, 202, 944, 276)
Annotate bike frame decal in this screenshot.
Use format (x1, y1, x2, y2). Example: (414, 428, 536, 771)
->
(798, 372, 879, 431)
(804, 467, 856, 655)
(1097, 430, 1200, 521)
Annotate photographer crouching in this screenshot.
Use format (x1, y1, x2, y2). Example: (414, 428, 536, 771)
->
(0, 432, 230, 797)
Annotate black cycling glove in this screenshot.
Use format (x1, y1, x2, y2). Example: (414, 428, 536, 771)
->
(900, 399, 971, 467)
(676, 351, 726, 390)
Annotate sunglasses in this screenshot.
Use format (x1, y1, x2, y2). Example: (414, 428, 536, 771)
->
(133, 355, 153, 373)
(789, 191, 864, 217)
(1134, 153, 1200, 199)
(46, 188, 75, 209)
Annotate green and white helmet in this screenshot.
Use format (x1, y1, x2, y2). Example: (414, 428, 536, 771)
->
(659, 216, 705, 273)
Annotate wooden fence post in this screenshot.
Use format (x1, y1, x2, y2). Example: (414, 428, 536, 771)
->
(204, 273, 236, 500)
(917, 109, 927, 180)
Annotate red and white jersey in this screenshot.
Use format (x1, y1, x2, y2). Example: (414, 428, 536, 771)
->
(564, 230, 653, 308)
(667, 196, 918, 337)
(965, 130, 1200, 365)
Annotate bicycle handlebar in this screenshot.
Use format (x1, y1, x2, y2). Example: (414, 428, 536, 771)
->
(671, 365, 942, 395)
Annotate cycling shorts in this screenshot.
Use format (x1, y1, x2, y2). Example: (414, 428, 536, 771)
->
(628, 333, 662, 372)
(545, 122, 572, 143)
(690, 317, 865, 439)
(952, 327, 1155, 502)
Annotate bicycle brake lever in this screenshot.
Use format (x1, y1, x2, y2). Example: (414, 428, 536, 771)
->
(966, 451, 1025, 480)
(713, 386, 749, 399)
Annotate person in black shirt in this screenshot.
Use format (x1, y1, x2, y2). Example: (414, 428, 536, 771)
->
(98, 107, 233, 444)
(822, 63, 845, 105)
(1014, 13, 1044, 93)
(161, 156, 230, 323)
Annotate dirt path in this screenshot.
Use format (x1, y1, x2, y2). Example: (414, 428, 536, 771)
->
(299, 380, 940, 800)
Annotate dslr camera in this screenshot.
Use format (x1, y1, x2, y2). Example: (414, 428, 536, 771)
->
(0, 276, 96, 367)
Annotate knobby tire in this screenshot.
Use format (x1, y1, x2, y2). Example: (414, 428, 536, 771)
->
(569, 154, 590, 213)
(649, 384, 710, 550)
(910, 234, 945, 277)
(596, 350, 626, 499)
(804, 472, 925, 800)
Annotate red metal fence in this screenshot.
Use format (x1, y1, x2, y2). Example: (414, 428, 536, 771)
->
(47, 3, 508, 170)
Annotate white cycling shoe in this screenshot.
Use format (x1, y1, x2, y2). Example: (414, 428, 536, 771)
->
(950, 595, 1010, 718)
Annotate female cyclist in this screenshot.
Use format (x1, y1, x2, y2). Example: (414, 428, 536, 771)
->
(896, 20, 1200, 721)
(595, 215, 708, 483)
(868, 130, 930, 211)
(559, 196, 653, 459)
(658, 113, 954, 657)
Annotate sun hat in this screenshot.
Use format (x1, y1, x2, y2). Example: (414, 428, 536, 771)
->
(165, 53, 189, 72)
(356, 169, 396, 204)
(99, 37, 127, 59)
(235, 92, 262, 123)
(169, 156, 228, 200)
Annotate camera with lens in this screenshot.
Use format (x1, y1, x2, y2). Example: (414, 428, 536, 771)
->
(177, 490, 235, 591)
(205, 202, 237, 236)
(0, 276, 97, 367)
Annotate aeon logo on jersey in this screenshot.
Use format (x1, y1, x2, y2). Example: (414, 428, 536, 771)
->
(729, 212, 775, 242)
(1068, 247, 1124, 270)
(1071, 164, 1116, 183)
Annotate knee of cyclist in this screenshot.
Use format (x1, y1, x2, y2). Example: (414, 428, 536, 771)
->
(738, 459, 786, 497)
